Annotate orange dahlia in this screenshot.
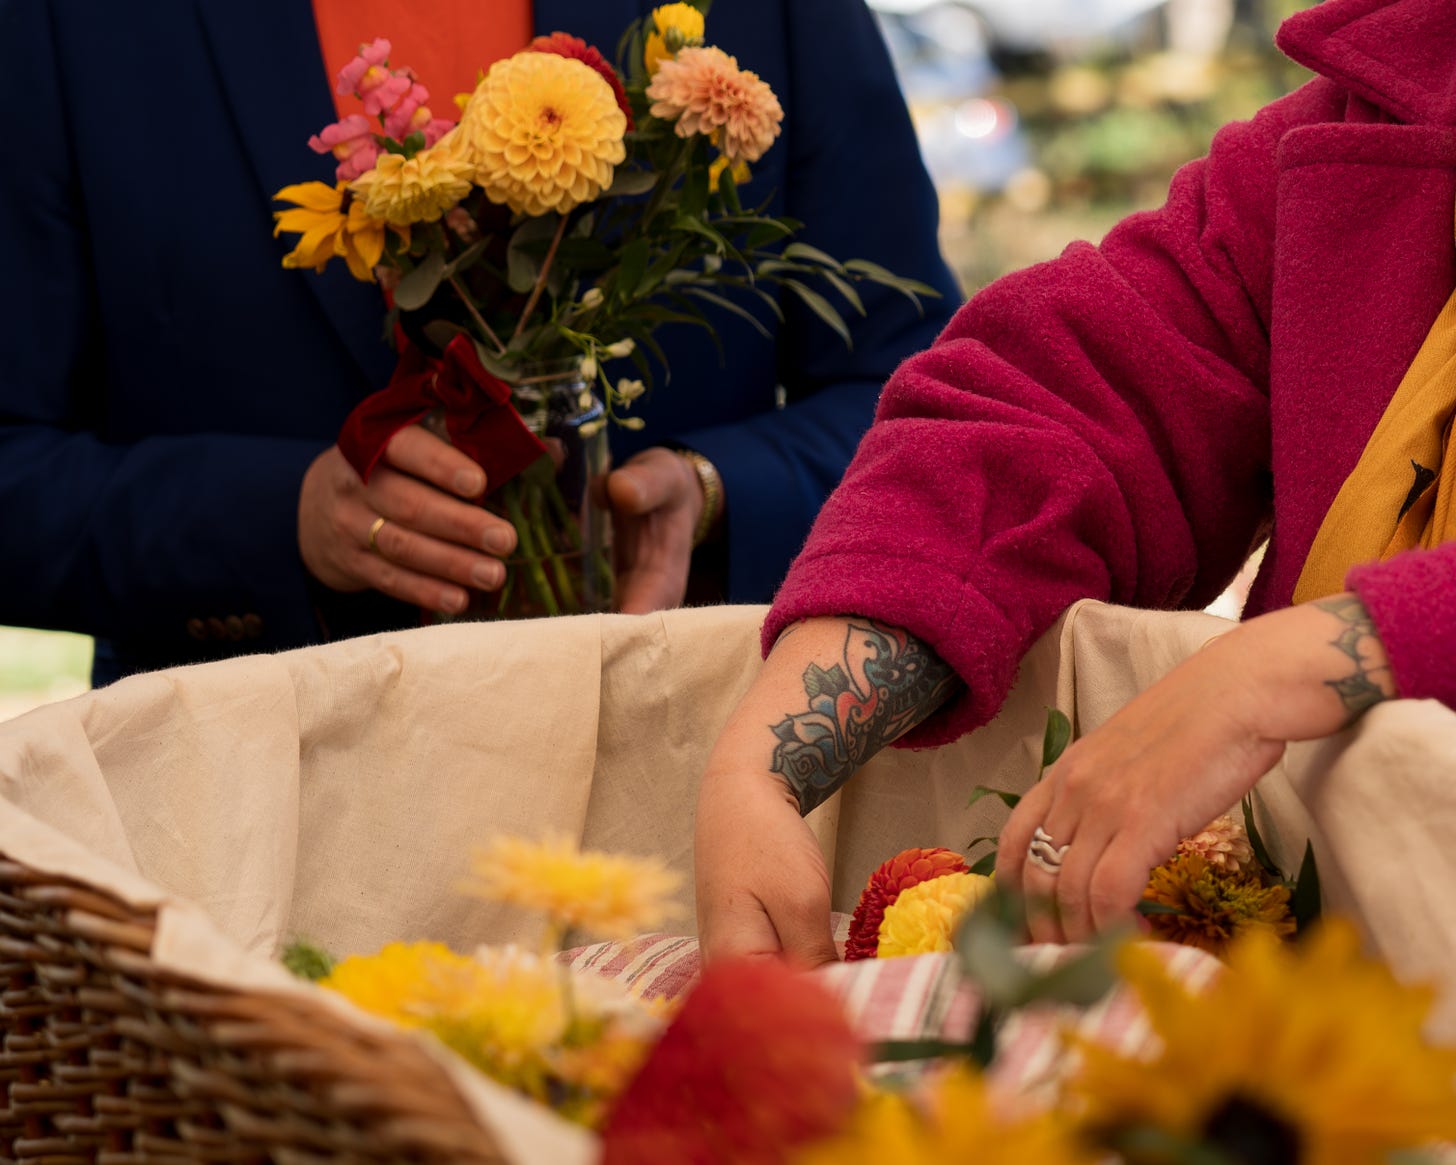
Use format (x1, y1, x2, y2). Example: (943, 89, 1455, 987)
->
(646, 45, 783, 165)
(599, 957, 862, 1164)
(845, 847, 970, 961)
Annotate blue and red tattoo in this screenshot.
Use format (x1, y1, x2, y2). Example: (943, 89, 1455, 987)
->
(770, 620, 961, 815)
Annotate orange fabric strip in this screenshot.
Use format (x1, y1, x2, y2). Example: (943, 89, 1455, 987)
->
(312, 0, 533, 121)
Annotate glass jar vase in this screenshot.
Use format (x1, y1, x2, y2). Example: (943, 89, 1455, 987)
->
(425, 361, 613, 620)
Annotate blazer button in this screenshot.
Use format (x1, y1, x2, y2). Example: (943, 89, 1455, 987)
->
(206, 616, 227, 640)
(242, 614, 264, 639)
(224, 615, 246, 641)
(186, 618, 207, 641)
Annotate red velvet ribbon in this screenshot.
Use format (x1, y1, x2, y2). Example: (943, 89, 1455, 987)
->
(337, 332, 548, 488)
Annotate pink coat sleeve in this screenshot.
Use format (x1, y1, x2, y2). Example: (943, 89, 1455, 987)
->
(764, 81, 1347, 746)
(1347, 544, 1456, 708)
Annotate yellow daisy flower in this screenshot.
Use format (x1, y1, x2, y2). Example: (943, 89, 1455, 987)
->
(645, 3, 706, 74)
(1070, 921, 1456, 1163)
(876, 870, 994, 957)
(320, 940, 493, 1027)
(462, 833, 681, 940)
(272, 181, 390, 282)
(1142, 852, 1294, 955)
(794, 1067, 1097, 1165)
(349, 145, 473, 226)
(456, 51, 626, 217)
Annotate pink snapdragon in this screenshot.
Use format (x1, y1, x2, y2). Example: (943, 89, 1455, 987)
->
(381, 81, 455, 145)
(335, 38, 392, 97)
(307, 114, 380, 182)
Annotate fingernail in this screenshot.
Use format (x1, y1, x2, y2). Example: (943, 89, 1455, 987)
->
(471, 562, 503, 590)
(454, 468, 485, 496)
(438, 589, 467, 615)
(482, 530, 515, 556)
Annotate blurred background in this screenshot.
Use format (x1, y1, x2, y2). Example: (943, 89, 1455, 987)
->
(0, 0, 1313, 721)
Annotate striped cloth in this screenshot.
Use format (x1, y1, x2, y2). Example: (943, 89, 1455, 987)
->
(560, 918, 1224, 1102)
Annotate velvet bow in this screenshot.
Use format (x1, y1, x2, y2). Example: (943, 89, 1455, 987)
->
(337, 333, 548, 489)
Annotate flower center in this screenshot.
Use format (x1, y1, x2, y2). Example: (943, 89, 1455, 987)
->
(1202, 1093, 1303, 1165)
(538, 105, 563, 131)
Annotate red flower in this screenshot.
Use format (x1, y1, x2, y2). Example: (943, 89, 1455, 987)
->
(529, 32, 635, 129)
(844, 846, 970, 961)
(599, 958, 862, 1164)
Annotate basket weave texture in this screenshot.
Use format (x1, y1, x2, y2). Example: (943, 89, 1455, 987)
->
(0, 857, 505, 1165)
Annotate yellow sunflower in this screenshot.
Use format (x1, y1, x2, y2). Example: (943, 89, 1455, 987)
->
(793, 1067, 1097, 1165)
(644, 3, 706, 74)
(272, 181, 391, 282)
(349, 144, 473, 226)
(876, 870, 995, 958)
(1069, 921, 1456, 1164)
(455, 51, 626, 216)
(462, 833, 681, 940)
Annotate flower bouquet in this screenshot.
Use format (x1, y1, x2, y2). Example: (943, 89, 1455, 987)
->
(273, 2, 936, 620)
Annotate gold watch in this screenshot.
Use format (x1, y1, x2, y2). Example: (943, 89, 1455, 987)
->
(679, 449, 724, 548)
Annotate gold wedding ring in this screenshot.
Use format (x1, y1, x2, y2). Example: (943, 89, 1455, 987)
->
(367, 516, 388, 554)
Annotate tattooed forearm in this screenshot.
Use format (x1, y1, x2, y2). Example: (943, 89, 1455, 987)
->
(768, 620, 963, 816)
(1314, 595, 1395, 724)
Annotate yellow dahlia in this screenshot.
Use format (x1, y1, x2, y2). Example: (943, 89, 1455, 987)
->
(793, 1067, 1097, 1165)
(646, 45, 784, 165)
(1142, 853, 1293, 955)
(349, 145, 473, 226)
(462, 833, 681, 940)
(320, 940, 493, 1027)
(272, 181, 390, 282)
(1069, 921, 1456, 1163)
(876, 870, 994, 958)
(645, 3, 706, 74)
(456, 51, 626, 216)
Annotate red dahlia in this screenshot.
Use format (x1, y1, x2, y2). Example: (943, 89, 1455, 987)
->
(599, 957, 861, 1164)
(844, 846, 970, 961)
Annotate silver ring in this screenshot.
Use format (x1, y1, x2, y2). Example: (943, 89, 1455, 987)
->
(1027, 825, 1070, 876)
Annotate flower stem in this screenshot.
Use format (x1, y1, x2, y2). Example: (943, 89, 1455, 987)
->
(449, 274, 508, 355)
(512, 214, 570, 344)
(502, 482, 562, 617)
(530, 482, 580, 612)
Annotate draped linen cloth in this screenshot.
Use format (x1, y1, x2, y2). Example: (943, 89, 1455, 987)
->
(1, 599, 1454, 1045)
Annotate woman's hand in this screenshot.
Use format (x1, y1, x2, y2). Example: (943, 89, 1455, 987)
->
(995, 595, 1396, 943)
(694, 764, 839, 967)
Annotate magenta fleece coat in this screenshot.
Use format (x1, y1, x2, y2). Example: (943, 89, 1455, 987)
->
(765, 0, 1456, 746)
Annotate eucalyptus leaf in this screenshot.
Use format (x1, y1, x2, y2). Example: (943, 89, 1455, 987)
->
(392, 248, 447, 312)
(441, 238, 489, 279)
(1016, 944, 1118, 1008)
(615, 238, 651, 300)
(680, 287, 772, 338)
(955, 897, 1031, 1006)
(782, 241, 846, 271)
(782, 279, 852, 348)
(605, 168, 659, 198)
(506, 216, 561, 294)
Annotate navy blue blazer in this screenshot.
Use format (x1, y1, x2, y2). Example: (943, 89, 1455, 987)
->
(0, 0, 959, 680)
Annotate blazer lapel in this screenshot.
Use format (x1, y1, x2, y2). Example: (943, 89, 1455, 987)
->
(197, 0, 394, 387)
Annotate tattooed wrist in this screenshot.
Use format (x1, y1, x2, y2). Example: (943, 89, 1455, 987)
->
(768, 620, 962, 816)
(1313, 595, 1395, 724)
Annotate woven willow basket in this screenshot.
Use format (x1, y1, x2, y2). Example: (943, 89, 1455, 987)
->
(0, 856, 507, 1165)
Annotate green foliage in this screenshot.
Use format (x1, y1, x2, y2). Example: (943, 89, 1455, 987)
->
(281, 939, 336, 982)
(382, 12, 938, 432)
